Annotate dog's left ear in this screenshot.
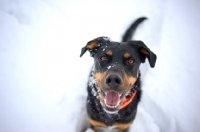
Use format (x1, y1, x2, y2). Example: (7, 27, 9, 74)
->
(129, 40, 157, 68)
(80, 37, 110, 57)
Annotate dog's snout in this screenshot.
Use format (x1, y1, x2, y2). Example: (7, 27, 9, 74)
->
(106, 73, 123, 88)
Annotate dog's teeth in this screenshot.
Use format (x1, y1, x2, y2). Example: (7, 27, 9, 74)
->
(104, 100, 120, 108)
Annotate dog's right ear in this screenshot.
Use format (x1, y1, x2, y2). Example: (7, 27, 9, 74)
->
(80, 37, 110, 57)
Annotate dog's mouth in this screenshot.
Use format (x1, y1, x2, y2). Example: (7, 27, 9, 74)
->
(100, 90, 126, 113)
(95, 71, 138, 113)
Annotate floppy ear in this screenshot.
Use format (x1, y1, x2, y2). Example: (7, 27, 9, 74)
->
(80, 36, 110, 57)
(129, 40, 157, 68)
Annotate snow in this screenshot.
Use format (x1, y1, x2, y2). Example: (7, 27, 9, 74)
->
(107, 66, 111, 69)
(102, 37, 110, 42)
(0, 0, 200, 132)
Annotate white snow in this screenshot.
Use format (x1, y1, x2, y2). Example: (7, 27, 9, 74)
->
(102, 37, 110, 41)
(0, 0, 200, 132)
(107, 66, 111, 69)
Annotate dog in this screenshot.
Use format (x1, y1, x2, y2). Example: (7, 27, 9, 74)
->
(80, 17, 157, 132)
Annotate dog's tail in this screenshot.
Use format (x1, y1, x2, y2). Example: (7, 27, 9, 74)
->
(122, 17, 147, 42)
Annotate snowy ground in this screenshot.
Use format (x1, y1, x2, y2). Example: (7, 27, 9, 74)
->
(0, 0, 200, 132)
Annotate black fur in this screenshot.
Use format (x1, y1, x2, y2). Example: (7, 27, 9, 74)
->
(122, 17, 147, 42)
(80, 17, 156, 132)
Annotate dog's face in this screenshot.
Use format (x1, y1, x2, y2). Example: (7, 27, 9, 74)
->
(80, 37, 156, 113)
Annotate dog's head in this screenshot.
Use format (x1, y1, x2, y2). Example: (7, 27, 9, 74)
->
(80, 37, 156, 113)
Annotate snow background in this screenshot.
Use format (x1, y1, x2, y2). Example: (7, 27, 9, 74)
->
(0, 0, 200, 132)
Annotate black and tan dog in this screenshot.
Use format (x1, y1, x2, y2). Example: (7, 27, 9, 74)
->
(80, 17, 157, 132)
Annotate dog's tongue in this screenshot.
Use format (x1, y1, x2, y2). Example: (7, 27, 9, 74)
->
(105, 91, 120, 106)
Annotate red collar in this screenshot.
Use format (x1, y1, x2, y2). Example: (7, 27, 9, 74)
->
(120, 91, 137, 109)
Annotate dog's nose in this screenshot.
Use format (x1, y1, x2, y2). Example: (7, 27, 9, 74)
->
(106, 73, 123, 88)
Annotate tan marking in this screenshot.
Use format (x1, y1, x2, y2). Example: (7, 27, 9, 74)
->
(88, 115, 133, 131)
(94, 72, 107, 103)
(87, 40, 98, 50)
(114, 121, 133, 130)
(94, 72, 107, 89)
(88, 116, 107, 128)
(121, 75, 137, 90)
(94, 72, 106, 81)
(124, 52, 131, 58)
(140, 48, 149, 55)
(106, 50, 113, 56)
(126, 76, 137, 85)
(99, 92, 104, 103)
(120, 74, 137, 104)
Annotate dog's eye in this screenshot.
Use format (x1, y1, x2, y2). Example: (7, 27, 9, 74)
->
(127, 59, 134, 65)
(100, 55, 107, 61)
